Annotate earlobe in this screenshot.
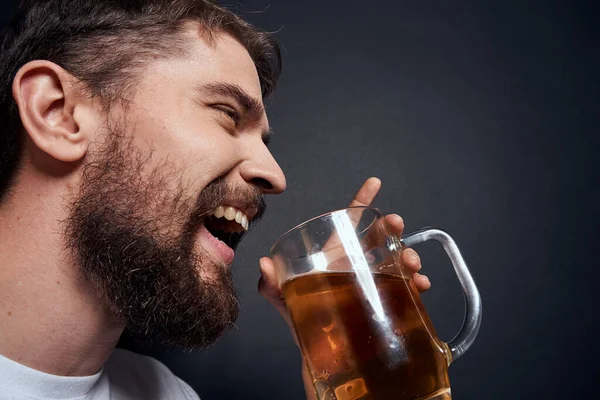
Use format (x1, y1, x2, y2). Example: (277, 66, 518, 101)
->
(12, 60, 89, 163)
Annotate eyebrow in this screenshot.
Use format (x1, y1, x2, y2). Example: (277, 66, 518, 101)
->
(196, 82, 273, 143)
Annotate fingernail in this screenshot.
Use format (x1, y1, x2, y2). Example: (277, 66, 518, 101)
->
(408, 250, 419, 261)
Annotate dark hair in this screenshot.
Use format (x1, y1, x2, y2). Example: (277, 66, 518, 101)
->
(0, 0, 282, 202)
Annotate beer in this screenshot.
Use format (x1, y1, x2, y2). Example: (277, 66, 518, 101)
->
(283, 271, 451, 400)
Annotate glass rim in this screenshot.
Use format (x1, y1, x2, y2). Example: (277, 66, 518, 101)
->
(269, 206, 383, 255)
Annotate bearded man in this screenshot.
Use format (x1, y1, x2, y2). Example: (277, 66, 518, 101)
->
(0, 1, 430, 398)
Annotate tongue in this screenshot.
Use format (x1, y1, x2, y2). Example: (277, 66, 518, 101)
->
(199, 225, 235, 264)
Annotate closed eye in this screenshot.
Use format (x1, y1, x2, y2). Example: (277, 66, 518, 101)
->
(211, 104, 240, 125)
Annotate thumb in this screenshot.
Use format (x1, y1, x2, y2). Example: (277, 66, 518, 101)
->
(258, 257, 290, 324)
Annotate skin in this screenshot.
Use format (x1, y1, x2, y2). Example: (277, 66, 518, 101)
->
(0, 24, 430, 398)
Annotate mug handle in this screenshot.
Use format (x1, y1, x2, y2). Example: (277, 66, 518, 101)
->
(400, 228, 482, 362)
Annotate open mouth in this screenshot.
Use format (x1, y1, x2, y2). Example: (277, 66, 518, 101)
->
(203, 205, 249, 251)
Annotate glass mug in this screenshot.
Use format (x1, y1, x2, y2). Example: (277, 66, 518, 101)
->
(270, 207, 482, 400)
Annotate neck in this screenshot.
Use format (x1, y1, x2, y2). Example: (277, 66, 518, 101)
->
(0, 174, 124, 377)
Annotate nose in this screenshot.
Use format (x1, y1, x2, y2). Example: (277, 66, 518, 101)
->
(239, 146, 286, 194)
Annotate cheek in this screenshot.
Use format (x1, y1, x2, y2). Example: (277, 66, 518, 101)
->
(177, 111, 240, 184)
(126, 95, 240, 190)
(180, 128, 238, 185)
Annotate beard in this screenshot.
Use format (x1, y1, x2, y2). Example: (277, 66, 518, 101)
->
(64, 124, 265, 350)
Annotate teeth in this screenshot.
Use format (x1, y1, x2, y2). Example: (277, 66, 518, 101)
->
(211, 205, 250, 231)
(224, 207, 236, 220)
(214, 206, 225, 218)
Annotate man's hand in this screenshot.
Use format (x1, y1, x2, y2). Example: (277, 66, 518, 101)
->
(258, 177, 430, 399)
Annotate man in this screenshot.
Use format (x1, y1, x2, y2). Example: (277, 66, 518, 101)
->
(0, 1, 430, 399)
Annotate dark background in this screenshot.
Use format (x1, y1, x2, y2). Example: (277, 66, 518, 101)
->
(2, 1, 598, 399)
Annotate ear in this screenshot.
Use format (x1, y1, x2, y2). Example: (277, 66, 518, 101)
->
(12, 60, 90, 163)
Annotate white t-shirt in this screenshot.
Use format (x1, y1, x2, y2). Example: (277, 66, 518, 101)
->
(0, 348, 200, 400)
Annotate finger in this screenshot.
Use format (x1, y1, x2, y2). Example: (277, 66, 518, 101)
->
(349, 177, 382, 207)
(258, 257, 282, 299)
(258, 257, 292, 324)
(383, 214, 404, 236)
(401, 247, 420, 273)
(412, 272, 431, 292)
(302, 362, 318, 400)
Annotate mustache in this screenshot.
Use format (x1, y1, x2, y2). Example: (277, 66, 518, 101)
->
(184, 178, 267, 235)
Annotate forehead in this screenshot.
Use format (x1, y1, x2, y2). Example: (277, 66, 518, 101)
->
(182, 25, 263, 103)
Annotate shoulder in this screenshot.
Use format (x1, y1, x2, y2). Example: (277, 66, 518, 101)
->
(104, 348, 200, 400)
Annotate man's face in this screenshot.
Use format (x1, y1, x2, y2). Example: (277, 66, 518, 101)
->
(65, 27, 286, 349)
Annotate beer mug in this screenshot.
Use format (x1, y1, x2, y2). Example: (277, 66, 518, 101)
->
(270, 207, 482, 400)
